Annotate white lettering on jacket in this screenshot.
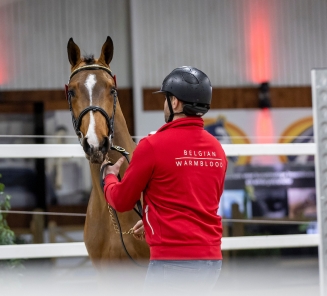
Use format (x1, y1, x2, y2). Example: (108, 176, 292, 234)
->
(177, 150, 223, 168)
(184, 150, 217, 157)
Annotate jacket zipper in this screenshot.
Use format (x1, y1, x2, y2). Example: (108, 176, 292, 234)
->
(145, 205, 154, 235)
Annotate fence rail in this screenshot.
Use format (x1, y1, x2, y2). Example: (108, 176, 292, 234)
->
(0, 142, 318, 260)
(0, 234, 319, 260)
(0, 143, 316, 158)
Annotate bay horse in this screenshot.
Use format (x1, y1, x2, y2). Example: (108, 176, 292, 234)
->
(66, 36, 149, 269)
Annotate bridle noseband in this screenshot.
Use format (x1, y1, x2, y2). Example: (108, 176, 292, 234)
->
(65, 64, 118, 147)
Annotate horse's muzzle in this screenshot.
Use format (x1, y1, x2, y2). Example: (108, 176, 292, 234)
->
(82, 137, 110, 163)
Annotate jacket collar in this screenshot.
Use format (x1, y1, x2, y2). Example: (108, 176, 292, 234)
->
(157, 117, 204, 133)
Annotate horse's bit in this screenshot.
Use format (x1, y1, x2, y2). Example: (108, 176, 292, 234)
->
(65, 64, 118, 147)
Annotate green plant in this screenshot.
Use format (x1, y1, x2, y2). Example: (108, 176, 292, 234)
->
(0, 174, 24, 270)
(0, 176, 16, 245)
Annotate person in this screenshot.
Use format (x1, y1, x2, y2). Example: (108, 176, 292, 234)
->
(102, 66, 227, 296)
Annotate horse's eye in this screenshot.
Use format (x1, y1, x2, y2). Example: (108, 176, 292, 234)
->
(68, 90, 75, 97)
(110, 88, 117, 95)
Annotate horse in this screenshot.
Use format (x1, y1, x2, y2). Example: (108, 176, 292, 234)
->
(66, 36, 150, 269)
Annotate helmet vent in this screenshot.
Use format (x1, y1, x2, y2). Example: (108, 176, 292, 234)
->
(182, 73, 199, 84)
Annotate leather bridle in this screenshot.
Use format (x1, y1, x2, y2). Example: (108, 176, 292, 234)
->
(65, 64, 118, 147)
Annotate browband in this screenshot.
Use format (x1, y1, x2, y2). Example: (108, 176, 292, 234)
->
(69, 64, 114, 81)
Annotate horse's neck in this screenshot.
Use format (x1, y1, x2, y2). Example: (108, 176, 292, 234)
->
(109, 101, 136, 173)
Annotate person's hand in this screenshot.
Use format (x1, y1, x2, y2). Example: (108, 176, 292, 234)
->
(101, 156, 125, 179)
(132, 220, 145, 241)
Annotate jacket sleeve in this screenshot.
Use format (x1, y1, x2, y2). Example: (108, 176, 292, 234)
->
(104, 138, 154, 212)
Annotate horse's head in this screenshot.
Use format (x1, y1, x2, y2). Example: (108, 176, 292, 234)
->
(66, 36, 117, 163)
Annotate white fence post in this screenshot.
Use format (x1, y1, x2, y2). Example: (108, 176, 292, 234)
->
(312, 68, 327, 296)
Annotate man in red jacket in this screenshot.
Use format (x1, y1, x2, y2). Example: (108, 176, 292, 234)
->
(102, 66, 227, 296)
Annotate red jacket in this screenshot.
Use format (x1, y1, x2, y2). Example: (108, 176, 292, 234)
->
(104, 117, 227, 260)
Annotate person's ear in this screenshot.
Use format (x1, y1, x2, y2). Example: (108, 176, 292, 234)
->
(171, 96, 179, 109)
(173, 96, 184, 111)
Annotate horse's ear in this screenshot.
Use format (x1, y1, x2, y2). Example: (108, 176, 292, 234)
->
(99, 36, 114, 66)
(67, 38, 81, 67)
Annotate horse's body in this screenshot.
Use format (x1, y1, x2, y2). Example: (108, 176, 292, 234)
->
(66, 37, 149, 268)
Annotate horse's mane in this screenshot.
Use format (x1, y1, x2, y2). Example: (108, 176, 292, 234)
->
(82, 54, 95, 65)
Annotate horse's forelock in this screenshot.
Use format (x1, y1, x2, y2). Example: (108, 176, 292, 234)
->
(82, 55, 95, 65)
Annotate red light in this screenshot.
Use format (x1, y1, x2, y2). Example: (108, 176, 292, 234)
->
(0, 10, 11, 85)
(256, 108, 274, 144)
(254, 108, 277, 164)
(0, 44, 9, 84)
(247, 2, 272, 83)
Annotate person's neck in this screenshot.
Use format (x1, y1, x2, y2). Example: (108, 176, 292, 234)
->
(172, 113, 187, 121)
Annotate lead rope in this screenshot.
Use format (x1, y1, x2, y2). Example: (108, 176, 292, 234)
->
(107, 205, 134, 235)
(100, 146, 145, 267)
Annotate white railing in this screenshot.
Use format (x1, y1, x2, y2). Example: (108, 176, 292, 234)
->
(0, 143, 316, 158)
(0, 234, 319, 260)
(0, 143, 318, 259)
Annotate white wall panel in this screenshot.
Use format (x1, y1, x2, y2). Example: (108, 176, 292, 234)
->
(0, 0, 131, 90)
(1, 0, 326, 90)
(130, 0, 327, 136)
(132, 0, 327, 87)
(268, 0, 327, 86)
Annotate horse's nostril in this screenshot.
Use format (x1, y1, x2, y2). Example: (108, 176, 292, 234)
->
(82, 137, 91, 155)
(100, 137, 110, 155)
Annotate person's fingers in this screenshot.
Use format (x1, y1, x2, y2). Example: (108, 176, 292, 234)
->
(101, 157, 125, 178)
(133, 220, 144, 232)
(115, 156, 125, 168)
(100, 160, 108, 179)
(133, 233, 144, 241)
(108, 157, 125, 176)
(132, 220, 145, 240)
(101, 161, 111, 179)
(100, 160, 109, 171)
(134, 226, 144, 235)
(133, 226, 145, 240)
(133, 220, 143, 229)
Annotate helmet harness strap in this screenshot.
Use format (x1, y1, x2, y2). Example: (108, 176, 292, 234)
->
(165, 93, 184, 123)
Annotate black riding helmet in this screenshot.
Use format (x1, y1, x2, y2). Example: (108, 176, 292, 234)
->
(154, 66, 212, 122)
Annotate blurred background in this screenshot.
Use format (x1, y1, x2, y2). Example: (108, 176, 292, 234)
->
(0, 0, 325, 295)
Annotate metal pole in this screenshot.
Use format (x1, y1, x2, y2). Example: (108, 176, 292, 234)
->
(311, 68, 327, 296)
